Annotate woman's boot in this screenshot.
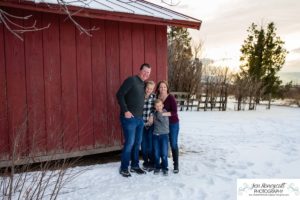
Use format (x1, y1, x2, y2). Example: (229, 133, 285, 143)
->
(172, 149, 179, 173)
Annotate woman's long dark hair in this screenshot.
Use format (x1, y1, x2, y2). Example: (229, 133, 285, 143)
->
(156, 80, 170, 96)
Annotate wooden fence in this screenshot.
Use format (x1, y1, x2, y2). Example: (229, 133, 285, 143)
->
(171, 92, 227, 111)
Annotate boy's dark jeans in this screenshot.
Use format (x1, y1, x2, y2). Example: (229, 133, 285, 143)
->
(141, 125, 154, 166)
(153, 134, 169, 170)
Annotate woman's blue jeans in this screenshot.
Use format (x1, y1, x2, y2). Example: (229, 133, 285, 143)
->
(120, 116, 144, 170)
(169, 122, 179, 168)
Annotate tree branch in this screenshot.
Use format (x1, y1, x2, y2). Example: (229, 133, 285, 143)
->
(1, 0, 179, 40)
(0, 9, 50, 41)
(54, 0, 99, 36)
(161, 0, 180, 6)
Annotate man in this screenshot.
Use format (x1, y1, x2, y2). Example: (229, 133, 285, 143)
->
(116, 63, 151, 177)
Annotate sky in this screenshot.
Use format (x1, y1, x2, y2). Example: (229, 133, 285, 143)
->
(151, 0, 300, 72)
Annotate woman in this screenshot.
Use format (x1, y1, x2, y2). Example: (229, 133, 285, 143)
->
(156, 81, 180, 173)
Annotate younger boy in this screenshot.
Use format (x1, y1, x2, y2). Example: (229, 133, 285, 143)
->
(152, 99, 170, 176)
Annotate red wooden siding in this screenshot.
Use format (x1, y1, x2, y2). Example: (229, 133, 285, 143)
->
(43, 13, 63, 153)
(24, 11, 46, 155)
(0, 8, 168, 163)
(76, 18, 94, 150)
(144, 25, 157, 83)
(91, 19, 109, 148)
(60, 17, 79, 152)
(0, 22, 9, 160)
(119, 22, 133, 82)
(4, 9, 28, 157)
(132, 23, 145, 74)
(156, 26, 168, 81)
(105, 20, 122, 147)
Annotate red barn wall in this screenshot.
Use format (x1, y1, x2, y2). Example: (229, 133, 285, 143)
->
(0, 8, 167, 164)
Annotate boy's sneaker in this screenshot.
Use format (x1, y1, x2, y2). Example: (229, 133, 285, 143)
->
(162, 170, 168, 176)
(144, 163, 154, 172)
(130, 167, 146, 174)
(142, 163, 149, 170)
(153, 169, 160, 175)
(147, 166, 154, 172)
(173, 166, 179, 174)
(119, 169, 131, 177)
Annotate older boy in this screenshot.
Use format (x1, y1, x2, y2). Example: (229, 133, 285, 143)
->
(142, 81, 156, 171)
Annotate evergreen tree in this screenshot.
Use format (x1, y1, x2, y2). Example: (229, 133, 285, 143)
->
(239, 22, 287, 104)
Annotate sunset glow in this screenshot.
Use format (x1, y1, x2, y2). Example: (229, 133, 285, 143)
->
(152, 0, 300, 72)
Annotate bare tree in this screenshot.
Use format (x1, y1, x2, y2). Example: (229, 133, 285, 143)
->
(168, 28, 204, 95)
(233, 74, 248, 111)
(179, 41, 203, 95)
(0, 9, 50, 41)
(278, 84, 300, 107)
(161, 0, 180, 6)
(0, 0, 100, 41)
(248, 78, 264, 110)
(1, 0, 180, 41)
(289, 86, 300, 107)
(46, 0, 98, 35)
(201, 65, 232, 111)
(232, 74, 265, 111)
(0, 110, 85, 200)
(190, 41, 204, 94)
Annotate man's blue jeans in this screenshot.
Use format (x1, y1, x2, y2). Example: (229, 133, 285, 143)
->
(141, 125, 154, 166)
(153, 134, 169, 170)
(120, 116, 144, 170)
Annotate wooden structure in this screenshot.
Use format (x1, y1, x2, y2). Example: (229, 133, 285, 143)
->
(0, 0, 201, 167)
(172, 89, 228, 111)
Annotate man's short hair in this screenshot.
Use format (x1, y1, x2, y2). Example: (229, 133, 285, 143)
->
(140, 63, 151, 70)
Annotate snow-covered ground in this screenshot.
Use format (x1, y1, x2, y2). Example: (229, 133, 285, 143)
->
(58, 105, 300, 200)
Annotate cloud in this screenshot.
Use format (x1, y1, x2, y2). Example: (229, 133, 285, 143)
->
(291, 48, 300, 53)
(283, 59, 300, 72)
(153, 0, 300, 72)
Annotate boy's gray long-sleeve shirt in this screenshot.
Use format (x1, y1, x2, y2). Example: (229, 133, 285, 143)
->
(153, 110, 169, 135)
(116, 75, 145, 117)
